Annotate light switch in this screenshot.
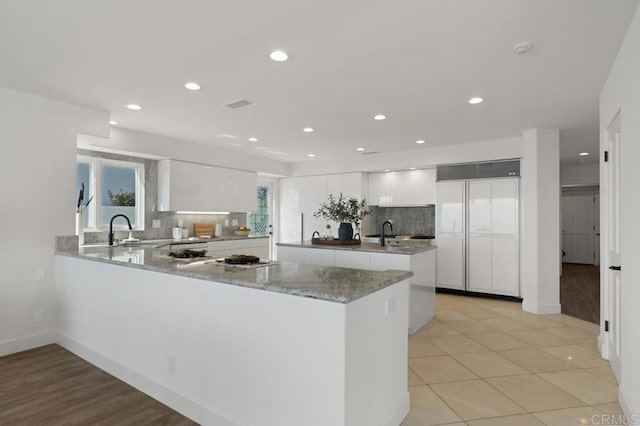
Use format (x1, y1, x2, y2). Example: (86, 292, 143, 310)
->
(35, 268, 46, 281)
(232, 219, 238, 226)
(152, 220, 161, 228)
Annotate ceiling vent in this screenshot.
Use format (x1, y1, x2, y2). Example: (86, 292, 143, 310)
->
(224, 99, 255, 109)
(513, 42, 533, 55)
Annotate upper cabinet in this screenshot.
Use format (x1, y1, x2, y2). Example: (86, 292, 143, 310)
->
(368, 169, 436, 206)
(279, 173, 368, 242)
(158, 160, 257, 212)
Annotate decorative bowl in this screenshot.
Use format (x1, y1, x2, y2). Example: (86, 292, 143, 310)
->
(234, 230, 251, 236)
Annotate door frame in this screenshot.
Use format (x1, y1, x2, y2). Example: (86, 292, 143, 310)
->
(561, 185, 599, 265)
(600, 110, 622, 380)
(257, 177, 279, 260)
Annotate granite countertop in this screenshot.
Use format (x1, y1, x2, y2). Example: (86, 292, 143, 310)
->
(276, 241, 437, 255)
(82, 235, 268, 248)
(56, 246, 412, 304)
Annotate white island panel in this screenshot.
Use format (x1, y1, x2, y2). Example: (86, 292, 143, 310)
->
(55, 255, 409, 426)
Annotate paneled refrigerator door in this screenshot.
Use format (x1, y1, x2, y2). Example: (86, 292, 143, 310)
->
(436, 180, 466, 290)
(467, 178, 520, 296)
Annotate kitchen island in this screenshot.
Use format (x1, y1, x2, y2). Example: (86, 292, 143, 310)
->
(277, 241, 436, 334)
(55, 244, 412, 426)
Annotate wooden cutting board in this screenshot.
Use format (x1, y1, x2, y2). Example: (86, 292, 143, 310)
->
(194, 223, 215, 237)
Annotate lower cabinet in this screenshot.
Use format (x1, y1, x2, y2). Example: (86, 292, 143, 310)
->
(277, 246, 436, 333)
(207, 238, 269, 259)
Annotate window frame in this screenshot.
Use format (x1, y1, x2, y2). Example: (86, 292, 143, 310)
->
(77, 155, 145, 231)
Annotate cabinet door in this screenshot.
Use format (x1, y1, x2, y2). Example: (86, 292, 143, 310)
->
(369, 252, 410, 272)
(327, 173, 365, 200)
(279, 176, 328, 241)
(302, 249, 335, 266)
(216, 168, 257, 212)
(413, 169, 436, 205)
(368, 173, 392, 206)
(392, 171, 413, 205)
(436, 181, 465, 290)
(277, 246, 304, 263)
(334, 250, 370, 269)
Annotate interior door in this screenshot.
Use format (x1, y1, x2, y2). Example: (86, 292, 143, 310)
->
(605, 113, 622, 380)
(562, 189, 597, 264)
(436, 181, 465, 290)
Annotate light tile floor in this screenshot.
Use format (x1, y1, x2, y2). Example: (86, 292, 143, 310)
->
(403, 293, 622, 426)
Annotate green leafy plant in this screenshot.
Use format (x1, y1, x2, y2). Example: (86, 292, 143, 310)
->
(108, 189, 135, 206)
(313, 193, 369, 229)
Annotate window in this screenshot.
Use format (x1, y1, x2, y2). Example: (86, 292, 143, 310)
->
(248, 185, 270, 237)
(76, 156, 145, 230)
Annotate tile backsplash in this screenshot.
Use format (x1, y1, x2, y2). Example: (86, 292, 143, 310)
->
(364, 206, 435, 237)
(78, 149, 248, 244)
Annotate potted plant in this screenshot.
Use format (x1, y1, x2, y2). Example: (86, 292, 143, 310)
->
(313, 193, 369, 240)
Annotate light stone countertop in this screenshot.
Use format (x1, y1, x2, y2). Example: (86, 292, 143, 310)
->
(277, 241, 437, 255)
(56, 246, 412, 304)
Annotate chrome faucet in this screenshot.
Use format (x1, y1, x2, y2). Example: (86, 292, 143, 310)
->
(109, 214, 133, 246)
(380, 220, 393, 247)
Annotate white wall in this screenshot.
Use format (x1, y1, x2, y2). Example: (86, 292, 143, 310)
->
(80, 127, 291, 177)
(289, 137, 522, 176)
(0, 87, 109, 356)
(560, 162, 599, 186)
(600, 3, 640, 417)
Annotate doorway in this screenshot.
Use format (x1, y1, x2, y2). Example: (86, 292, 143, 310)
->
(562, 187, 599, 265)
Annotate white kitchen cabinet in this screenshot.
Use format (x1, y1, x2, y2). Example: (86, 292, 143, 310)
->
(303, 249, 335, 266)
(276, 244, 436, 333)
(158, 160, 257, 212)
(368, 168, 436, 206)
(279, 173, 368, 242)
(334, 250, 370, 269)
(413, 168, 436, 205)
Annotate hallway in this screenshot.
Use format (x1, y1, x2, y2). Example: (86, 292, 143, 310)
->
(560, 263, 600, 324)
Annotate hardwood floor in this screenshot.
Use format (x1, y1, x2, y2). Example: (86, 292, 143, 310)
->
(560, 263, 600, 324)
(0, 344, 197, 425)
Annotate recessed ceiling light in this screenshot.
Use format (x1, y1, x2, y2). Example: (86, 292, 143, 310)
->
(409, 167, 416, 170)
(468, 97, 484, 105)
(374, 114, 387, 121)
(416, 140, 426, 144)
(269, 50, 289, 62)
(248, 137, 258, 142)
(384, 169, 390, 172)
(579, 152, 589, 156)
(109, 120, 118, 125)
(307, 154, 315, 158)
(513, 42, 533, 55)
(126, 104, 142, 110)
(184, 82, 201, 91)
(303, 127, 314, 133)
(356, 147, 365, 152)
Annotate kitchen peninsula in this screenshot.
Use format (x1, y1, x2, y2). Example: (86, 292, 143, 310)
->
(55, 244, 412, 426)
(277, 241, 437, 334)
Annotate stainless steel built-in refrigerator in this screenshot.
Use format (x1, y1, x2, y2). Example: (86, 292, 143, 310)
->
(435, 161, 521, 297)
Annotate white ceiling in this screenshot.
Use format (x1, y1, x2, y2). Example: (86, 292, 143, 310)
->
(1, 0, 637, 164)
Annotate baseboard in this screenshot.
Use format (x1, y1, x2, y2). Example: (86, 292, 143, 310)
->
(0, 330, 56, 357)
(382, 391, 410, 426)
(56, 333, 244, 426)
(522, 300, 562, 315)
(618, 385, 638, 422)
(436, 287, 523, 303)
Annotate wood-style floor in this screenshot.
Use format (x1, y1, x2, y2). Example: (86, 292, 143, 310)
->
(560, 263, 600, 324)
(0, 344, 196, 425)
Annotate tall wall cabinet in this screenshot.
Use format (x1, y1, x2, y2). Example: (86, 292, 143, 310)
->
(279, 173, 369, 243)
